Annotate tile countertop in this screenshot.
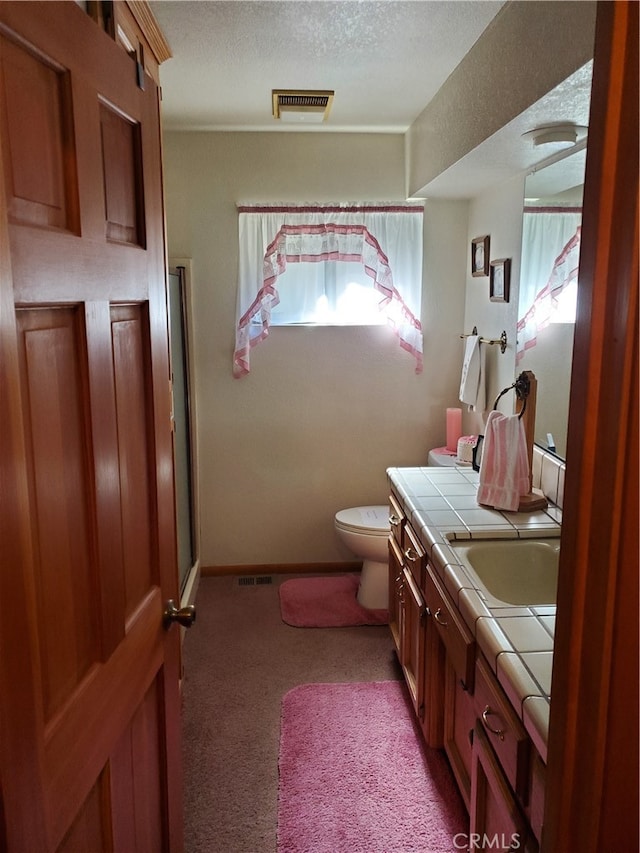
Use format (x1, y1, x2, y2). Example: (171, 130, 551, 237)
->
(387, 465, 562, 763)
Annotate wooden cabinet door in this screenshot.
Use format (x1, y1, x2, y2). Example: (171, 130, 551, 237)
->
(400, 566, 425, 719)
(444, 658, 476, 811)
(0, 3, 183, 850)
(470, 724, 529, 853)
(388, 537, 403, 656)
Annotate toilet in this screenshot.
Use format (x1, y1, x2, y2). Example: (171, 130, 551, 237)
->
(334, 505, 390, 609)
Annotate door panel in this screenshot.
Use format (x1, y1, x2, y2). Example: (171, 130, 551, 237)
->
(57, 773, 111, 853)
(110, 677, 165, 852)
(111, 304, 155, 614)
(0, 32, 79, 231)
(0, 3, 183, 850)
(17, 306, 99, 721)
(100, 101, 145, 246)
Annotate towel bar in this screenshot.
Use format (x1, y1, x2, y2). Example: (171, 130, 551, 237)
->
(459, 327, 508, 354)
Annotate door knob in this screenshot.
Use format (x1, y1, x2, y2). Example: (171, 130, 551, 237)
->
(163, 599, 196, 629)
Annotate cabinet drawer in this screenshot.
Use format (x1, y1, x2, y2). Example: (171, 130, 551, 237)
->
(388, 492, 405, 547)
(473, 656, 530, 800)
(424, 564, 475, 691)
(403, 522, 425, 588)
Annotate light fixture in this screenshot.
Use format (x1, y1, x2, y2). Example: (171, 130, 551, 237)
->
(272, 90, 334, 124)
(522, 124, 588, 148)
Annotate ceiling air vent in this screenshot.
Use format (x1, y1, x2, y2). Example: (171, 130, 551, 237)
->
(272, 89, 334, 124)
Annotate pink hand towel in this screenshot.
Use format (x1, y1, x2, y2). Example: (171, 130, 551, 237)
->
(477, 410, 530, 511)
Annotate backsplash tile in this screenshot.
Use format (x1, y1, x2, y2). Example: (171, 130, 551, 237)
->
(531, 445, 566, 510)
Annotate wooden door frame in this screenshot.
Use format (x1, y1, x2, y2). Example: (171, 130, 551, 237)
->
(543, 2, 639, 849)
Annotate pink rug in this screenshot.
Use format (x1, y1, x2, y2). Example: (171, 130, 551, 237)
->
(277, 681, 467, 852)
(279, 574, 388, 628)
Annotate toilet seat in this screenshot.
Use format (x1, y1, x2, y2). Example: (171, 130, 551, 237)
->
(334, 505, 389, 536)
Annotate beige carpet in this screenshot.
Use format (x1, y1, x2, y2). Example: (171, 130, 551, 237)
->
(181, 574, 402, 853)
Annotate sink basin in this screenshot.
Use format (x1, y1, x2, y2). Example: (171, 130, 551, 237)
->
(449, 538, 561, 606)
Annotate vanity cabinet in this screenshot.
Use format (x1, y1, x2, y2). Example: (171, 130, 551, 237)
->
(424, 562, 475, 691)
(388, 518, 427, 720)
(388, 488, 546, 850)
(387, 492, 405, 655)
(400, 561, 425, 717)
(387, 497, 444, 745)
(424, 560, 476, 808)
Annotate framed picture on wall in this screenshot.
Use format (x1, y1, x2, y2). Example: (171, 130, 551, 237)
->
(471, 235, 490, 277)
(489, 258, 511, 302)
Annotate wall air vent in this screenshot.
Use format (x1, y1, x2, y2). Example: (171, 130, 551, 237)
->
(272, 89, 334, 124)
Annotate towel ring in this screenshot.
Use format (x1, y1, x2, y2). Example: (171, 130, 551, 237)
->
(493, 372, 530, 419)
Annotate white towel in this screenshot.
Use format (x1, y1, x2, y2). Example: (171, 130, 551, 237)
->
(476, 411, 530, 511)
(459, 335, 486, 412)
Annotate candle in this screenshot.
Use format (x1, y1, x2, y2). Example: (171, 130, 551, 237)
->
(446, 407, 462, 452)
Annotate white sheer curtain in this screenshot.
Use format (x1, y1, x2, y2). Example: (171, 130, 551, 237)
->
(516, 207, 582, 363)
(234, 203, 424, 377)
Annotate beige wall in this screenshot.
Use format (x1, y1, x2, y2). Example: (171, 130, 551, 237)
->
(163, 132, 468, 567)
(462, 173, 526, 438)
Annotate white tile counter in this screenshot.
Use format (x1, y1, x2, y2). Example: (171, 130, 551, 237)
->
(387, 465, 562, 762)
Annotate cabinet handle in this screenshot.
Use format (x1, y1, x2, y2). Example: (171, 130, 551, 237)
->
(389, 514, 401, 527)
(482, 705, 505, 741)
(404, 547, 419, 563)
(433, 608, 448, 627)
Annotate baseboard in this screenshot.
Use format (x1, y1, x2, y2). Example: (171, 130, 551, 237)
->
(201, 561, 362, 577)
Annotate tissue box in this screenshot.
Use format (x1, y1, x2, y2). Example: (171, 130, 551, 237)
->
(457, 435, 478, 464)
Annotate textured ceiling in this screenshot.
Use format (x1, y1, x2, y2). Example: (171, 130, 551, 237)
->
(150, 0, 506, 132)
(421, 61, 593, 199)
(150, 1, 593, 197)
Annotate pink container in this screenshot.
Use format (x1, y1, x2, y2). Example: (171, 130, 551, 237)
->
(446, 407, 462, 452)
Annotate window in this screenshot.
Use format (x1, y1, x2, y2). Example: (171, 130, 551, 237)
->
(269, 262, 389, 326)
(516, 207, 582, 362)
(234, 203, 424, 376)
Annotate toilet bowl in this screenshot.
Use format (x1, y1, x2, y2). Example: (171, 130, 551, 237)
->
(334, 505, 390, 609)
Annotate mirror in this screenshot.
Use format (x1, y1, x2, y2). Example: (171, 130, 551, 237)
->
(516, 146, 587, 459)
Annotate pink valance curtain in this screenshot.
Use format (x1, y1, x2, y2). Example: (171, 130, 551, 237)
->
(234, 203, 424, 377)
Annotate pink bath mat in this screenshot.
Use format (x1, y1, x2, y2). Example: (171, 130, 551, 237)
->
(277, 681, 467, 852)
(279, 574, 388, 628)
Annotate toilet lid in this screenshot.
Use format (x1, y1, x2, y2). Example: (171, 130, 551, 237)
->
(335, 505, 390, 535)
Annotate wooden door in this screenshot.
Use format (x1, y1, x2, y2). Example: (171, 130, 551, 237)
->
(0, 3, 183, 850)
